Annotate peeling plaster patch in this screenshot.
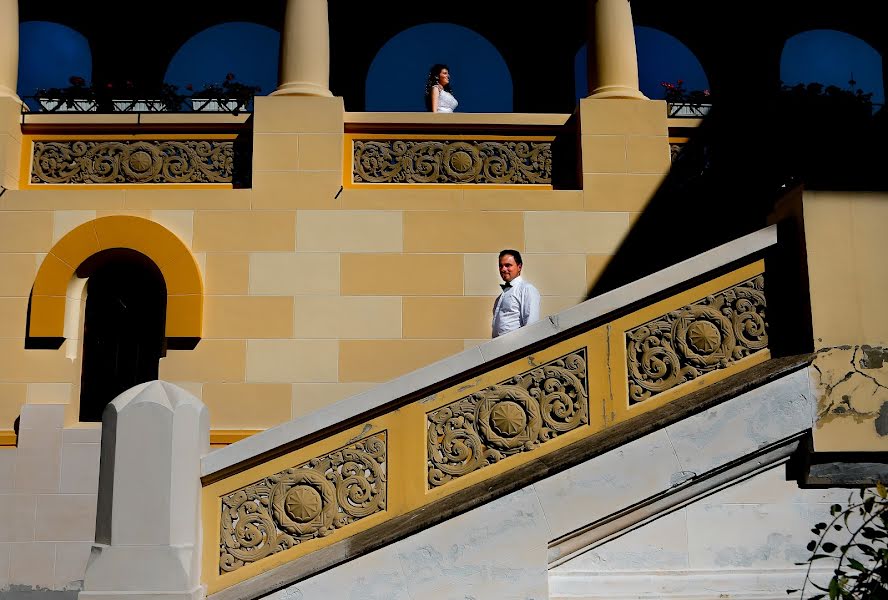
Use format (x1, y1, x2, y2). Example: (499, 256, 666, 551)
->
(860, 345, 888, 369)
(876, 402, 888, 436)
(670, 470, 696, 486)
(810, 345, 888, 426)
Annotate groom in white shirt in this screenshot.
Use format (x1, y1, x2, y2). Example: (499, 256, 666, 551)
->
(492, 249, 541, 338)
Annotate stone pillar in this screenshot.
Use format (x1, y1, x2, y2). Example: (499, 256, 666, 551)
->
(80, 381, 210, 600)
(587, 0, 647, 99)
(273, 0, 333, 97)
(0, 0, 18, 100)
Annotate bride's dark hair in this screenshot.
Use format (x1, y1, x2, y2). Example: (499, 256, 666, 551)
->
(424, 63, 452, 110)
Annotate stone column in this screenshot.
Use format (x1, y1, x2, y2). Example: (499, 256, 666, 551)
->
(587, 0, 647, 99)
(0, 0, 18, 99)
(273, 0, 333, 97)
(80, 381, 210, 600)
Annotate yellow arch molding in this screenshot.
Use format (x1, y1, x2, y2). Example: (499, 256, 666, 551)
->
(29, 216, 203, 341)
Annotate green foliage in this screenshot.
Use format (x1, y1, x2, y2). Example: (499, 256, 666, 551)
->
(788, 483, 888, 599)
(35, 75, 95, 106)
(188, 73, 261, 100)
(777, 81, 874, 119)
(660, 79, 711, 104)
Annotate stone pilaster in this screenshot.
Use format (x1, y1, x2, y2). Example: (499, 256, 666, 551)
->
(273, 0, 333, 97)
(587, 0, 647, 99)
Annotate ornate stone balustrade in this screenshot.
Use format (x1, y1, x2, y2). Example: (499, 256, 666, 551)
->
(31, 139, 234, 184)
(200, 253, 771, 596)
(344, 112, 568, 188)
(17, 112, 250, 187)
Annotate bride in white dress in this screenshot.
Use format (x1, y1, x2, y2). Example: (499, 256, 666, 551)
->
(425, 64, 458, 113)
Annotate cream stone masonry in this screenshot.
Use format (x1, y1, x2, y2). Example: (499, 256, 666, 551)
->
(296, 210, 402, 252)
(292, 296, 401, 339)
(524, 211, 631, 253)
(250, 253, 340, 295)
(202, 225, 777, 476)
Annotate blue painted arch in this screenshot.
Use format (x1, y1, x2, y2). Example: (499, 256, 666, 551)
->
(18, 21, 92, 107)
(366, 23, 512, 112)
(574, 26, 709, 101)
(781, 29, 884, 105)
(164, 22, 279, 102)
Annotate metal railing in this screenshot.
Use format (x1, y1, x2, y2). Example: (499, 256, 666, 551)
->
(21, 95, 256, 114)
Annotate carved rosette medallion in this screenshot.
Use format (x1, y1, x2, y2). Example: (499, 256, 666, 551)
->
(31, 140, 234, 184)
(218, 433, 386, 574)
(427, 350, 588, 488)
(626, 274, 768, 404)
(353, 139, 552, 184)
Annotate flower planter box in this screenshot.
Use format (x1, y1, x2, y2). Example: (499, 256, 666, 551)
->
(112, 99, 171, 112)
(668, 103, 712, 118)
(191, 98, 250, 112)
(38, 98, 97, 112)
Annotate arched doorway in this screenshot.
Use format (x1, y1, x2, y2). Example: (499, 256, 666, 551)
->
(365, 22, 512, 112)
(78, 249, 167, 422)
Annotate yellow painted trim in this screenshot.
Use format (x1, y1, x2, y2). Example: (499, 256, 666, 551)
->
(210, 430, 262, 445)
(30, 215, 203, 339)
(606, 260, 768, 425)
(20, 133, 237, 190)
(203, 427, 395, 594)
(343, 133, 556, 190)
(202, 260, 771, 594)
(0, 431, 17, 446)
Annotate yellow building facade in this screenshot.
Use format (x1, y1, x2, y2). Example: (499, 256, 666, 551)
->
(1, 0, 887, 597)
(0, 0, 671, 444)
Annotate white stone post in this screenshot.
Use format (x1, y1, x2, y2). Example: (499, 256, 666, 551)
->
(587, 0, 647, 99)
(80, 381, 210, 600)
(272, 0, 333, 97)
(0, 0, 18, 99)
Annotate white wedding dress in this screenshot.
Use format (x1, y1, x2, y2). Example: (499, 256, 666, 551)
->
(436, 86, 458, 113)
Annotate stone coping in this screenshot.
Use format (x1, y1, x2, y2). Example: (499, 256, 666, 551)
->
(345, 111, 570, 128)
(200, 224, 778, 477)
(21, 112, 251, 127)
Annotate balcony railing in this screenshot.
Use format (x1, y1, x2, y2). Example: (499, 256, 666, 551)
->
(22, 95, 257, 114)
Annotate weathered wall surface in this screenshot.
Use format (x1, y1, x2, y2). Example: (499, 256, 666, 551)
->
(774, 191, 888, 453)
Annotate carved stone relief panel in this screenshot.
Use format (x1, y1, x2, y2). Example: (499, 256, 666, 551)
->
(31, 140, 234, 184)
(353, 139, 552, 184)
(427, 350, 588, 488)
(626, 274, 768, 404)
(219, 433, 386, 574)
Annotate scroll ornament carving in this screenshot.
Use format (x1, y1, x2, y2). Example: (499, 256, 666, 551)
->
(627, 274, 767, 404)
(353, 139, 552, 184)
(31, 140, 234, 184)
(427, 350, 588, 488)
(219, 433, 386, 574)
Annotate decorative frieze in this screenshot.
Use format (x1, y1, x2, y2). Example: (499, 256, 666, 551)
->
(353, 139, 552, 184)
(626, 274, 767, 404)
(31, 139, 234, 184)
(427, 350, 588, 488)
(219, 433, 386, 574)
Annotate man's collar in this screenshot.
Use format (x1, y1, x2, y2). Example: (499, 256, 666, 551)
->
(500, 275, 523, 290)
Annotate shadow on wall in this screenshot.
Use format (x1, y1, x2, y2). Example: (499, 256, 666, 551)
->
(586, 90, 888, 302)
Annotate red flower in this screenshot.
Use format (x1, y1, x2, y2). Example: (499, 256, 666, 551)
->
(225, 73, 235, 81)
